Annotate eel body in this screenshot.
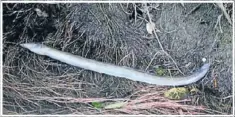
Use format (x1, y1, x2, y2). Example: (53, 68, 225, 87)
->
(20, 43, 210, 86)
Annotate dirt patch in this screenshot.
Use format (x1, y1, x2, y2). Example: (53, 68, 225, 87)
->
(2, 3, 233, 115)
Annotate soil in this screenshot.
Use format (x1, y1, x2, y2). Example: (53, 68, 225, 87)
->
(2, 3, 233, 115)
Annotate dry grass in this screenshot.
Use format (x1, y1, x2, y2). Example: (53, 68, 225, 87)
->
(2, 3, 233, 115)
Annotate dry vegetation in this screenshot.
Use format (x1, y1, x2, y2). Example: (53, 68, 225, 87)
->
(2, 3, 233, 115)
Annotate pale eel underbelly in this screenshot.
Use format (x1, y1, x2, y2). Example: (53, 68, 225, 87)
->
(20, 43, 210, 86)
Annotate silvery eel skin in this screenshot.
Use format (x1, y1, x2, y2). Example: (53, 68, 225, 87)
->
(20, 43, 210, 86)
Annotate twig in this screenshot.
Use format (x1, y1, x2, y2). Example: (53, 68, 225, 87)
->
(145, 5, 184, 75)
(145, 51, 160, 71)
(216, 3, 232, 25)
(185, 4, 202, 17)
(214, 14, 223, 33)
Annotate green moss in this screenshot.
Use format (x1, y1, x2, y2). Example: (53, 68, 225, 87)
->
(155, 66, 166, 76)
(164, 87, 189, 100)
(91, 102, 103, 108)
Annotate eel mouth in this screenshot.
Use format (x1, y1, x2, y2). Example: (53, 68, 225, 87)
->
(20, 43, 46, 55)
(20, 43, 41, 49)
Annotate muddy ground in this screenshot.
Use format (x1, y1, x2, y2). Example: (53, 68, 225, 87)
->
(2, 3, 233, 115)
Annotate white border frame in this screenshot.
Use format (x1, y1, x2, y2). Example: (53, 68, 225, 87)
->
(0, 0, 234, 116)
(0, 1, 2, 116)
(0, 0, 234, 3)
